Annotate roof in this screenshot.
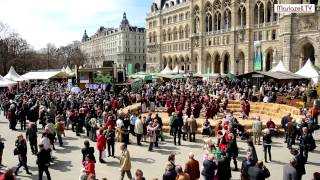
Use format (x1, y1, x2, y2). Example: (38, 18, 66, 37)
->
(270, 60, 289, 72)
(4, 66, 25, 82)
(238, 71, 307, 80)
(0, 75, 17, 87)
(22, 71, 69, 80)
(295, 59, 320, 78)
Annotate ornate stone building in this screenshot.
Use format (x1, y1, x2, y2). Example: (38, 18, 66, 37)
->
(81, 13, 146, 72)
(146, 0, 319, 74)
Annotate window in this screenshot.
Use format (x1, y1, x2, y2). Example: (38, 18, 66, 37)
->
(272, 30, 276, 40)
(163, 19, 166, 25)
(149, 22, 152, 29)
(254, 32, 257, 41)
(258, 31, 262, 40)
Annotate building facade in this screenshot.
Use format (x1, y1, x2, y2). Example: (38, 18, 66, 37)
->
(146, 0, 320, 74)
(81, 13, 146, 73)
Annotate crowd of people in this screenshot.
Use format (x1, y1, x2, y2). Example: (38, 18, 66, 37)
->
(0, 78, 318, 180)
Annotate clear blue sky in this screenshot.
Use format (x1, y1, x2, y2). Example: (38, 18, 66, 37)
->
(0, 0, 152, 49)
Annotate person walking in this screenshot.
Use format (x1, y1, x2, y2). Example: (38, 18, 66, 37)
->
(299, 127, 313, 161)
(246, 139, 258, 163)
(134, 116, 144, 146)
(291, 149, 306, 180)
(287, 118, 296, 149)
(81, 140, 96, 163)
(247, 161, 270, 180)
(187, 115, 197, 142)
(283, 158, 298, 180)
(175, 165, 190, 180)
(172, 112, 183, 146)
(26, 122, 38, 154)
(281, 113, 291, 143)
(217, 151, 232, 180)
(96, 128, 107, 163)
(262, 129, 272, 162)
(201, 154, 218, 180)
(37, 144, 51, 180)
(147, 121, 159, 151)
(106, 125, 115, 158)
(240, 154, 256, 180)
(184, 152, 200, 180)
(14, 135, 32, 176)
(227, 133, 239, 171)
(54, 118, 64, 146)
(83, 155, 96, 177)
(163, 162, 177, 180)
(119, 143, 132, 180)
(252, 117, 262, 145)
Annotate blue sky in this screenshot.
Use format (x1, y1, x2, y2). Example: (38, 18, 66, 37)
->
(0, 0, 151, 49)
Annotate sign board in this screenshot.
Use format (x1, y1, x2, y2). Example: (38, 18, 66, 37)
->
(252, 74, 264, 78)
(80, 74, 90, 83)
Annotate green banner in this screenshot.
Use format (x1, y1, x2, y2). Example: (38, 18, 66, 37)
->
(94, 72, 113, 84)
(254, 41, 262, 71)
(127, 64, 133, 76)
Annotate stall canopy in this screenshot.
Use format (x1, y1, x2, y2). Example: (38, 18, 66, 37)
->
(238, 71, 307, 80)
(171, 65, 184, 74)
(130, 72, 153, 81)
(22, 71, 69, 80)
(160, 65, 173, 74)
(270, 60, 288, 72)
(4, 66, 25, 82)
(0, 75, 17, 87)
(65, 66, 74, 76)
(295, 59, 320, 84)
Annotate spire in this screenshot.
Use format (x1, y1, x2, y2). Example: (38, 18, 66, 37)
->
(120, 12, 130, 30)
(82, 30, 89, 42)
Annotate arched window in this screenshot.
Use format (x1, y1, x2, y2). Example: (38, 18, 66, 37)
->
(179, 26, 184, 39)
(153, 32, 157, 43)
(214, 12, 221, 31)
(185, 25, 190, 38)
(238, 5, 246, 27)
(163, 30, 167, 42)
(206, 14, 213, 32)
(168, 29, 172, 41)
(224, 9, 231, 30)
(149, 32, 152, 43)
(194, 16, 200, 33)
(254, 1, 264, 25)
(266, 1, 272, 22)
(168, 17, 172, 24)
(185, 11, 190, 20)
(273, 0, 278, 21)
(173, 27, 178, 40)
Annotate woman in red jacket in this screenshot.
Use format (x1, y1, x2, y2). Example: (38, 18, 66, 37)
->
(96, 128, 106, 163)
(83, 155, 95, 176)
(105, 116, 115, 129)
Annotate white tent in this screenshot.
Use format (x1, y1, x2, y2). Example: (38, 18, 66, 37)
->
(270, 60, 289, 72)
(0, 75, 17, 87)
(65, 66, 74, 76)
(295, 59, 320, 84)
(160, 65, 173, 74)
(171, 65, 184, 74)
(22, 71, 69, 80)
(4, 66, 25, 82)
(61, 66, 66, 72)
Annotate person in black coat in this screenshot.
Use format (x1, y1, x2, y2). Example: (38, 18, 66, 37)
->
(291, 148, 306, 180)
(240, 154, 256, 180)
(106, 126, 115, 157)
(217, 151, 231, 180)
(81, 140, 96, 163)
(171, 112, 183, 146)
(26, 122, 38, 154)
(201, 154, 218, 180)
(299, 127, 314, 161)
(37, 144, 51, 180)
(262, 129, 272, 162)
(163, 162, 177, 180)
(247, 161, 270, 180)
(14, 135, 32, 176)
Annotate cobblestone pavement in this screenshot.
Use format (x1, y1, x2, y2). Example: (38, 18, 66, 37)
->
(0, 115, 319, 180)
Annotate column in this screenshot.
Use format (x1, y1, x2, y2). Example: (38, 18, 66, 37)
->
(262, 53, 267, 71)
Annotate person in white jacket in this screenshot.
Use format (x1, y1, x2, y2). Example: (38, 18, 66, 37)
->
(134, 116, 144, 146)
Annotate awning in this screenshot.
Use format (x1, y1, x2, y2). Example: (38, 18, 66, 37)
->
(22, 71, 69, 80)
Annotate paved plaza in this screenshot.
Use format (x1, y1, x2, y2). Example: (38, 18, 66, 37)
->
(0, 115, 319, 180)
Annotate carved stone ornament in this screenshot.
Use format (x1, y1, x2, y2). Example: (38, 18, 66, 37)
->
(297, 17, 317, 32)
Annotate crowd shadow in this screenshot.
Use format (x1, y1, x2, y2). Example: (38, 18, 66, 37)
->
(105, 160, 119, 167)
(154, 149, 179, 155)
(54, 145, 80, 154)
(50, 159, 72, 172)
(269, 160, 287, 166)
(131, 157, 155, 164)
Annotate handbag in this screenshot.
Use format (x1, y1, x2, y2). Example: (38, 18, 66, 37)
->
(13, 147, 19, 156)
